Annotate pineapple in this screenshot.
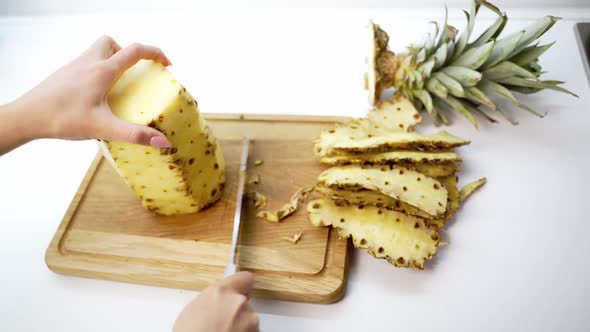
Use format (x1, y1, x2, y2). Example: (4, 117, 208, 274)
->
(318, 165, 448, 217)
(320, 150, 461, 166)
(100, 60, 225, 215)
(307, 198, 440, 269)
(366, 0, 577, 126)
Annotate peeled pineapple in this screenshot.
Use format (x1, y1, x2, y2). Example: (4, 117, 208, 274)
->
(307, 198, 440, 269)
(99, 60, 225, 215)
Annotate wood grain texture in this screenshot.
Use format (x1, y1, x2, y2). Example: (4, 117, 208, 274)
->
(46, 114, 352, 303)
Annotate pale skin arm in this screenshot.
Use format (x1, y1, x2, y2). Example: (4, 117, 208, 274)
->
(0, 35, 173, 156)
(0, 36, 260, 332)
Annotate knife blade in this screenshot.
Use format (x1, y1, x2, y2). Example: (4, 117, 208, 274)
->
(224, 137, 250, 277)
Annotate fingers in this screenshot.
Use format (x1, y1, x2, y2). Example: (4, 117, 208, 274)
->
(234, 311, 260, 332)
(106, 42, 172, 76)
(82, 35, 122, 61)
(218, 271, 255, 295)
(247, 312, 260, 332)
(94, 109, 171, 147)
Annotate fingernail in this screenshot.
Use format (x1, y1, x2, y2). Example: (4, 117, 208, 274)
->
(150, 136, 172, 148)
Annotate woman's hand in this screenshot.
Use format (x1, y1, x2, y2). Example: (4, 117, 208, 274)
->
(173, 272, 260, 332)
(0, 35, 172, 155)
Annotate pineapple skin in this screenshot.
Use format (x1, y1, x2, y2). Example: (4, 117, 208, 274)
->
(320, 150, 461, 166)
(316, 175, 460, 229)
(315, 185, 434, 219)
(307, 198, 440, 269)
(368, 96, 422, 132)
(428, 175, 460, 228)
(100, 61, 225, 216)
(318, 165, 448, 217)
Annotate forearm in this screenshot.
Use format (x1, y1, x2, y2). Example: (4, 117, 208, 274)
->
(0, 98, 46, 156)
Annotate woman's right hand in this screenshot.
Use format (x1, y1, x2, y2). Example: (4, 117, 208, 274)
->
(173, 271, 260, 332)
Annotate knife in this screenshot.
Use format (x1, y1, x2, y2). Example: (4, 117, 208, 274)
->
(224, 137, 250, 277)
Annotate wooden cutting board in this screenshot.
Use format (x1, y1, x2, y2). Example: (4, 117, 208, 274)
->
(46, 113, 352, 303)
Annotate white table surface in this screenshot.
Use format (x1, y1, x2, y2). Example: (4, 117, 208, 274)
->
(1, 7, 590, 332)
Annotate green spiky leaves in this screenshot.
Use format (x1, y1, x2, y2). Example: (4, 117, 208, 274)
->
(367, 0, 577, 128)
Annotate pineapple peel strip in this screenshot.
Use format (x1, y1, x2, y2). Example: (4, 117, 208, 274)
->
(307, 198, 440, 269)
(413, 163, 459, 177)
(320, 150, 461, 166)
(369, 96, 422, 132)
(315, 185, 434, 219)
(429, 175, 460, 229)
(314, 116, 469, 157)
(281, 231, 303, 244)
(250, 191, 268, 209)
(326, 131, 469, 156)
(256, 187, 314, 223)
(318, 165, 448, 217)
(459, 177, 487, 202)
(316, 175, 460, 229)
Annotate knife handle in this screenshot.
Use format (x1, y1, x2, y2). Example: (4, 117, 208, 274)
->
(223, 263, 237, 277)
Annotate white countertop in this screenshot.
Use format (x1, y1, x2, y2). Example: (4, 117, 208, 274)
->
(1, 7, 590, 332)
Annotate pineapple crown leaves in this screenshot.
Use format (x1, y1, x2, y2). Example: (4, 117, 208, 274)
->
(368, 0, 578, 128)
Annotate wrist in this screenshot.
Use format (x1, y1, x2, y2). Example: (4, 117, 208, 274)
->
(0, 97, 47, 142)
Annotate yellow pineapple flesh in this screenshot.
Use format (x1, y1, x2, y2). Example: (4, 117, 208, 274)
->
(100, 60, 225, 215)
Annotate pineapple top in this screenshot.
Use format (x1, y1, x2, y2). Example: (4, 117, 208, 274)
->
(367, 1, 577, 127)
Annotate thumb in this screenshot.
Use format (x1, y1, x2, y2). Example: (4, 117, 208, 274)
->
(218, 271, 255, 295)
(94, 108, 171, 147)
